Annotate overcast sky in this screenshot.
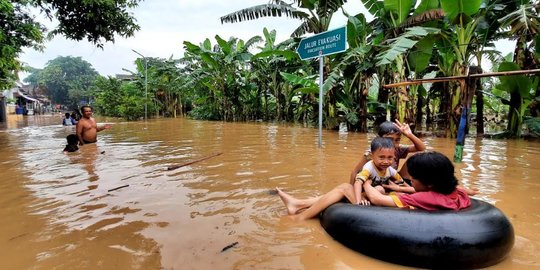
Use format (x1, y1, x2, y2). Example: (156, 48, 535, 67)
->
(19, 0, 367, 78)
(19, 0, 513, 79)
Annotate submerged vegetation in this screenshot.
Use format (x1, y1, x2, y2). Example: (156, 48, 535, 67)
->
(21, 0, 540, 138)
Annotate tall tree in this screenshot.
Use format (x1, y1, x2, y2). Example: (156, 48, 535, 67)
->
(33, 56, 99, 107)
(0, 0, 142, 89)
(0, 0, 44, 89)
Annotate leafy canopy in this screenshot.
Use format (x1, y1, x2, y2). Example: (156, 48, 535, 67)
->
(0, 0, 142, 89)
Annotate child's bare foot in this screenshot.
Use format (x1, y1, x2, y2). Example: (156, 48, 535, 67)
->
(276, 187, 302, 215)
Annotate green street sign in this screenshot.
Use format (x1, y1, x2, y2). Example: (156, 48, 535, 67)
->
(296, 26, 347, 60)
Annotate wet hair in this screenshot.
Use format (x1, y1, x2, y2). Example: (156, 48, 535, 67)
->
(370, 137, 394, 152)
(66, 134, 79, 145)
(406, 151, 458, 194)
(64, 134, 79, 152)
(377, 121, 401, 137)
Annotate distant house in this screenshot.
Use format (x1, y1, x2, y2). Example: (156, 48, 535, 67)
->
(2, 84, 50, 116)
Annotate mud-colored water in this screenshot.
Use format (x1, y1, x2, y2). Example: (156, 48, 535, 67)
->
(0, 114, 538, 269)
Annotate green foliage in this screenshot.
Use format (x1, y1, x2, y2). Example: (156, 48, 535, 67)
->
(536, 35, 540, 59)
(346, 13, 369, 48)
(35, 0, 142, 46)
(0, 0, 141, 89)
(30, 56, 99, 107)
(220, 0, 346, 37)
(93, 76, 147, 120)
(361, 0, 385, 17)
(414, 0, 439, 15)
(440, 0, 482, 22)
(498, 3, 539, 37)
(498, 62, 532, 97)
(408, 36, 435, 72)
(383, 0, 415, 25)
(376, 26, 440, 66)
(524, 117, 540, 137)
(0, 0, 44, 89)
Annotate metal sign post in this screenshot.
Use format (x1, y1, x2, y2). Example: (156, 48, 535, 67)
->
(296, 26, 347, 147)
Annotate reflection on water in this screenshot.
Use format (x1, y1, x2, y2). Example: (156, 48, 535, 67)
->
(0, 114, 539, 269)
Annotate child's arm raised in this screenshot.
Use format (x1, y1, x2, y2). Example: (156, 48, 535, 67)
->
(395, 120, 426, 152)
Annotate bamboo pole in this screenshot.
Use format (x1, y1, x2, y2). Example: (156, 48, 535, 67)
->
(384, 68, 540, 162)
(383, 69, 540, 89)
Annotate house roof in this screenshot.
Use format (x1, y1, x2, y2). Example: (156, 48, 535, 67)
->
(14, 88, 39, 102)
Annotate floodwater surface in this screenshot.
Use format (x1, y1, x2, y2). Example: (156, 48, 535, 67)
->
(0, 114, 539, 269)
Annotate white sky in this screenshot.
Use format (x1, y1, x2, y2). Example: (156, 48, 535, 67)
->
(19, 0, 367, 78)
(19, 0, 513, 79)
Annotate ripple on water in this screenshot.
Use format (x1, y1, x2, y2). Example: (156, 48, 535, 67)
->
(2, 117, 540, 269)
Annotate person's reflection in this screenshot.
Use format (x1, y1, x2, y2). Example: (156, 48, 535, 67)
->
(82, 144, 100, 189)
(68, 143, 100, 190)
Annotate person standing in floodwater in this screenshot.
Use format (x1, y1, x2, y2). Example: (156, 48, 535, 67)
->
(76, 105, 112, 145)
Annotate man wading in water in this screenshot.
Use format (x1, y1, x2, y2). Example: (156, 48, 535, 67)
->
(76, 105, 112, 145)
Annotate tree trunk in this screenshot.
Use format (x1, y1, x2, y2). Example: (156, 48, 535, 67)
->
(415, 94, 423, 130)
(357, 76, 368, 132)
(476, 87, 484, 135)
(506, 91, 522, 137)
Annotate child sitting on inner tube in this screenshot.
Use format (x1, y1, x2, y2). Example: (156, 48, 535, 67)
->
(349, 120, 425, 203)
(353, 137, 415, 204)
(276, 151, 471, 221)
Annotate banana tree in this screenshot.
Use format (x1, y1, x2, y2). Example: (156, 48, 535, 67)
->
(438, 0, 483, 137)
(363, 0, 446, 128)
(183, 35, 262, 121)
(497, 62, 533, 137)
(221, 0, 347, 36)
(222, 0, 348, 127)
(320, 12, 375, 131)
(251, 28, 305, 121)
(498, 0, 540, 136)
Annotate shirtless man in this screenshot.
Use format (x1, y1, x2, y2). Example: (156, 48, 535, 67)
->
(76, 105, 112, 145)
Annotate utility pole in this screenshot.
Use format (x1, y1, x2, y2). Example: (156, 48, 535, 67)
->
(132, 49, 148, 120)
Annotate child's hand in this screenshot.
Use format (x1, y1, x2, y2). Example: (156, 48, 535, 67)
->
(358, 199, 370, 205)
(357, 196, 371, 205)
(394, 120, 412, 137)
(383, 181, 400, 191)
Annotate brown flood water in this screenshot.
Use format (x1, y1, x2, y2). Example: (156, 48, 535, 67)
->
(0, 114, 539, 270)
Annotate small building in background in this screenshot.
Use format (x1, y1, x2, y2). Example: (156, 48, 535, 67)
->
(2, 84, 50, 116)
